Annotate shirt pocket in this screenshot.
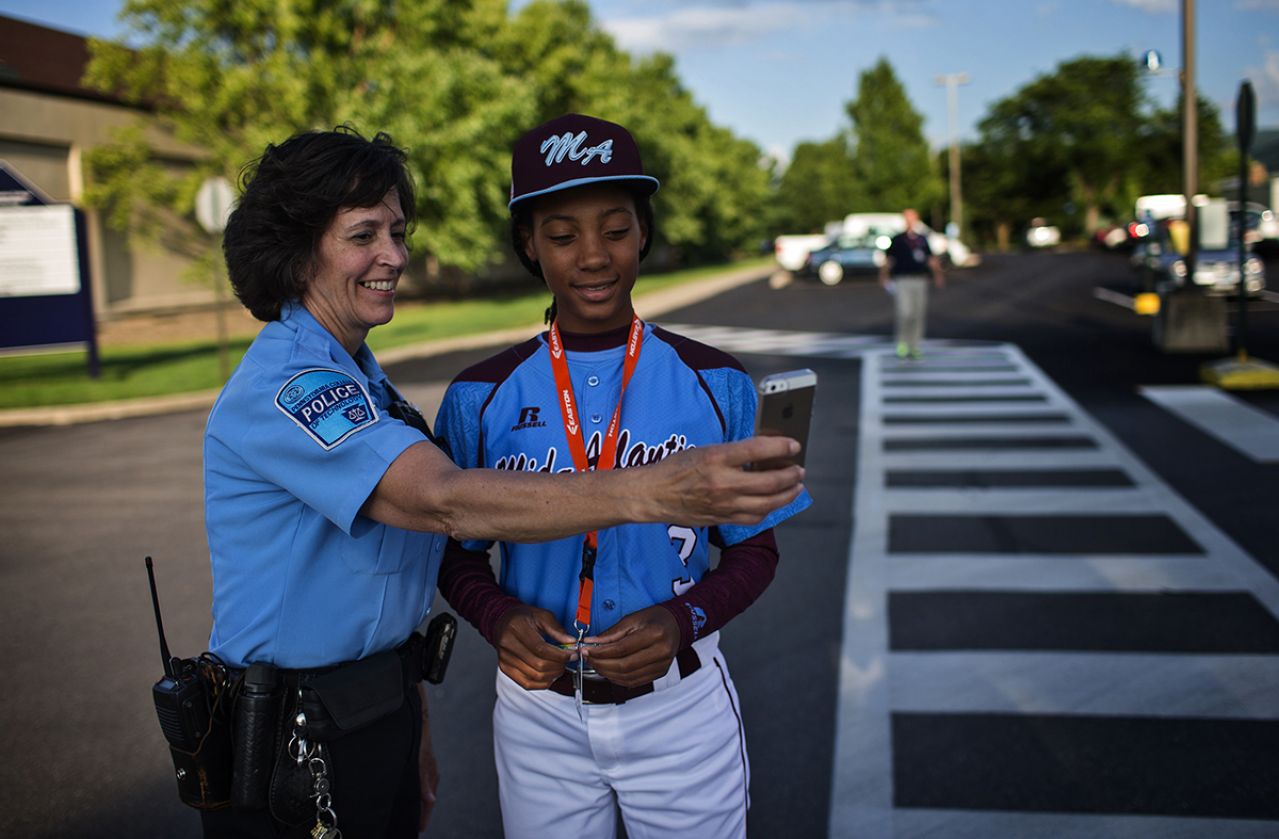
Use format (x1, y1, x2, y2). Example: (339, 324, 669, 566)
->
(341, 519, 414, 576)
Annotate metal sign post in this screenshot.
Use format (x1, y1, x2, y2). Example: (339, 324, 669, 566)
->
(1234, 81, 1254, 362)
(1199, 79, 1279, 390)
(195, 176, 235, 381)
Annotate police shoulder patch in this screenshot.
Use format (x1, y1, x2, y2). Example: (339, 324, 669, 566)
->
(275, 368, 378, 450)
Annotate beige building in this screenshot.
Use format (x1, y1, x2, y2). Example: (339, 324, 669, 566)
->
(1, 13, 209, 320)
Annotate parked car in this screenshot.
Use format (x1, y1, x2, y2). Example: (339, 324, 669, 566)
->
(773, 233, 832, 273)
(839, 212, 979, 269)
(1091, 223, 1131, 250)
(1229, 201, 1279, 246)
(1134, 220, 1265, 297)
(1025, 218, 1061, 249)
(800, 230, 890, 286)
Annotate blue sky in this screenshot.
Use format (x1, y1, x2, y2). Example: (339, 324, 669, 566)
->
(4, 0, 1277, 162)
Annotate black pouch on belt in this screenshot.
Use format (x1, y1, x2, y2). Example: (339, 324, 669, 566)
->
(230, 663, 281, 811)
(299, 646, 406, 741)
(267, 648, 409, 827)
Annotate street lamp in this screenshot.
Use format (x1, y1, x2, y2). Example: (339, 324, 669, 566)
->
(935, 72, 969, 241)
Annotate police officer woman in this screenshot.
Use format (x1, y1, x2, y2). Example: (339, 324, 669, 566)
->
(200, 127, 803, 838)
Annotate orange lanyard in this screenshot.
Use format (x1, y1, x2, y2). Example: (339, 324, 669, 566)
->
(547, 313, 645, 632)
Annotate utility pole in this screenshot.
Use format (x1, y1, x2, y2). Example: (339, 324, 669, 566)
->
(1182, 0, 1197, 277)
(935, 72, 970, 240)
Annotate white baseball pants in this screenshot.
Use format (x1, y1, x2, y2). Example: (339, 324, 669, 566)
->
(492, 633, 749, 839)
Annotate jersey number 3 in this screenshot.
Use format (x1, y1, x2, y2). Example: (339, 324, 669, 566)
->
(668, 525, 697, 596)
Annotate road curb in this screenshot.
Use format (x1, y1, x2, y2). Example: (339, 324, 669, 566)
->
(1, 266, 768, 428)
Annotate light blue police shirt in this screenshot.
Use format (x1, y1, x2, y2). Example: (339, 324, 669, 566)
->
(204, 302, 446, 669)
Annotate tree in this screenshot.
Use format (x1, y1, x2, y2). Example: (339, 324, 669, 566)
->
(847, 58, 943, 213)
(84, 0, 773, 284)
(770, 138, 860, 234)
(972, 55, 1148, 239)
(1138, 92, 1237, 202)
(84, 0, 530, 277)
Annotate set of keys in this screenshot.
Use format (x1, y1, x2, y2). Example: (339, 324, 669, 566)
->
(308, 749, 341, 839)
(290, 696, 342, 839)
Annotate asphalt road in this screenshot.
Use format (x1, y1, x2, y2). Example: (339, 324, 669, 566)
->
(1, 249, 1277, 837)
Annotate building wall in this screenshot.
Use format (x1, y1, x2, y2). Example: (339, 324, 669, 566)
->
(0, 87, 208, 319)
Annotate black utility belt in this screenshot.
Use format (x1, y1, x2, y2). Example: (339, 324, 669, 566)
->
(233, 637, 418, 741)
(233, 613, 455, 742)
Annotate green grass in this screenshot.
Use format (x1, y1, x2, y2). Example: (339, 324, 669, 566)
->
(0, 258, 769, 409)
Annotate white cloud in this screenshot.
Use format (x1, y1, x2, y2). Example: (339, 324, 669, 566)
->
(602, 1, 936, 53)
(1246, 48, 1279, 105)
(1110, 0, 1177, 13)
(605, 4, 802, 52)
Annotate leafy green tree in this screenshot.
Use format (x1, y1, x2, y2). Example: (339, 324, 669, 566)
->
(770, 137, 860, 234)
(1138, 93, 1237, 202)
(973, 55, 1135, 239)
(84, 0, 529, 275)
(85, 0, 772, 282)
(847, 58, 943, 213)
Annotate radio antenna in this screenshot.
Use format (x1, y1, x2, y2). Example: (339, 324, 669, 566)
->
(145, 556, 177, 678)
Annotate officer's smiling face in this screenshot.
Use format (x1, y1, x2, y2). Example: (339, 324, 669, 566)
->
(523, 183, 646, 334)
(303, 188, 408, 354)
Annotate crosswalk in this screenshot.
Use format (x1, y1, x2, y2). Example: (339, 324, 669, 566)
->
(662, 325, 1279, 838)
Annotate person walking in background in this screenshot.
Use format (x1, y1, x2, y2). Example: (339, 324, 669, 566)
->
(880, 207, 945, 359)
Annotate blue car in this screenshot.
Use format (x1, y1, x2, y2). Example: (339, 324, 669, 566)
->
(1134, 221, 1266, 298)
(800, 230, 892, 286)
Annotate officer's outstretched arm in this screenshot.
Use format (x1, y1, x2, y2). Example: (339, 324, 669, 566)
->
(359, 436, 804, 542)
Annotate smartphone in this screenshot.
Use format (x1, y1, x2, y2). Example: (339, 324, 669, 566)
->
(753, 368, 817, 469)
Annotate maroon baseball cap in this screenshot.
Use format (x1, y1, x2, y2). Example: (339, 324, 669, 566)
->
(508, 113, 660, 211)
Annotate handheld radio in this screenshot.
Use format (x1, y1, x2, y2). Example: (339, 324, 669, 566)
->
(146, 557, 233, 809)
(146, 556, 211, 752)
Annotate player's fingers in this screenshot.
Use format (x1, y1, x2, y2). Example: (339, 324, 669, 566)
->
(499, 647, 565, 687)
(532, 614, 576, 646)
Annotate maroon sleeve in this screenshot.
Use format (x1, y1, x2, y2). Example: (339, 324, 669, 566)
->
(658, 529, 779, 650)
(437, 538, 521, 647)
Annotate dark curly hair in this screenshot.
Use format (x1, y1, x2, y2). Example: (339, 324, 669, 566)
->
(223, 127, 416, 322)
(509, 190, 656, 324)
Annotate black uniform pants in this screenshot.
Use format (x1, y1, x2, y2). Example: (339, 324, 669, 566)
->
(201, 686, 423, 838)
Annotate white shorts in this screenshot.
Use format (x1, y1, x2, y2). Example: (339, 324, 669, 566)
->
(492, 632, 749, 839)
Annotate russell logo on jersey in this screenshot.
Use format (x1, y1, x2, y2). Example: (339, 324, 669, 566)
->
(510, 406, 547, 433)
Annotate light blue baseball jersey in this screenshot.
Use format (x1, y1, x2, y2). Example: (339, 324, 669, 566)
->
(204, 302, 446, 669)
(434, 322, 811, 635)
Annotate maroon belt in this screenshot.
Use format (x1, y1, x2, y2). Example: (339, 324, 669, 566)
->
(547, 647, 701, 705)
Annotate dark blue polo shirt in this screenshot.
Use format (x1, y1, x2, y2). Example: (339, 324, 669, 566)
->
(887, 229, 932, 276)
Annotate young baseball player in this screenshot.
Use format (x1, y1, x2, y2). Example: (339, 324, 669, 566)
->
(434, 113, 811, 838)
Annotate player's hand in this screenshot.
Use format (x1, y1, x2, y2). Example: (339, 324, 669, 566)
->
(643, 438, 804, 527)
(492, 604, 575, 690)
(582, 605, 681, 688)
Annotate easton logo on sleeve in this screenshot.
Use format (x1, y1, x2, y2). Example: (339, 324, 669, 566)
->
(275, 368, 378, 450)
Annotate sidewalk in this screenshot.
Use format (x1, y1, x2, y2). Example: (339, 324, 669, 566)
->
(0, 265, 768, 427)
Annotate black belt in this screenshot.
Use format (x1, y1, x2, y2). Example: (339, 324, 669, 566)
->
(229, 634, 424, 741)
(547, 647, 701, 705)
